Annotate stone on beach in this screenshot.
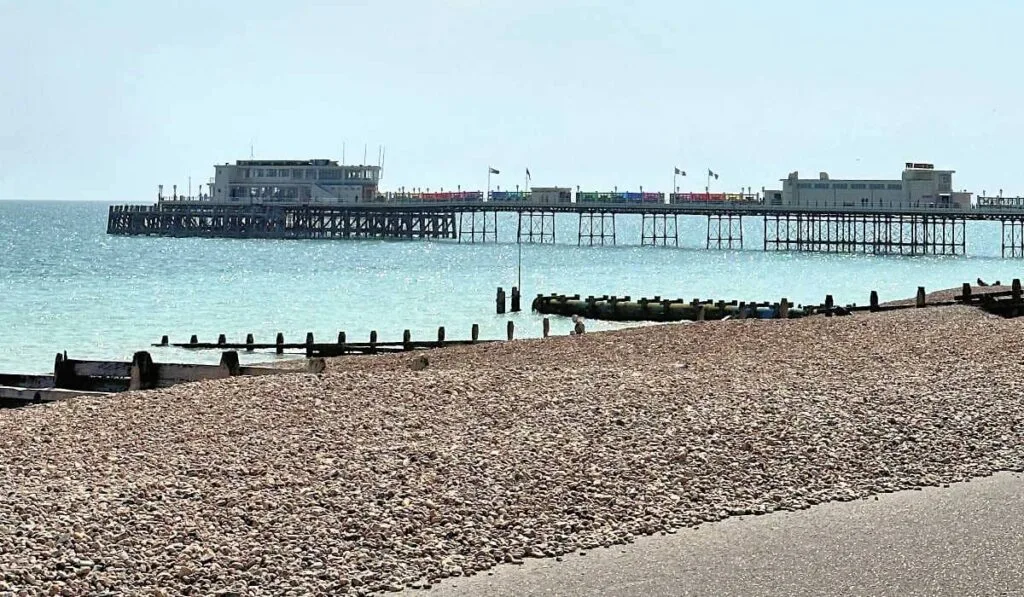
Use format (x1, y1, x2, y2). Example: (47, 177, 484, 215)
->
(1, 305, 1023, 595)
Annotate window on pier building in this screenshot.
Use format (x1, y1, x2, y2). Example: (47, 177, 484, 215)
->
(797, 183, 812, 189)
(832, 183, 848, 189)
(850, 183, 866, 189)
(814, 183, 829, 189)
(869, 183, 886, 190)
(292, 169, 303, 179)
(886, 184, 903, 191)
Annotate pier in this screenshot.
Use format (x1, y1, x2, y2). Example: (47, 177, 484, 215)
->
(108, 200, 1024, 256)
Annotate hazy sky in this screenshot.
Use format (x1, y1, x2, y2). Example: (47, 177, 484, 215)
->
(2, 0, 1023, 201)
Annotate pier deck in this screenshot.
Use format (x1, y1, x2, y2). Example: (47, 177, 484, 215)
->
(107, 201, 1024, 256)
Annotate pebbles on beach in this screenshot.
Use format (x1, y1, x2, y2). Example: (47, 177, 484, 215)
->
(2, 305, 1024, 595)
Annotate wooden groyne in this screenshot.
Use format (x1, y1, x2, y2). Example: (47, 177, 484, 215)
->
(530, 281, 1020, 322)
(154, 323, 531, 356)
(0, 350, 324, 407)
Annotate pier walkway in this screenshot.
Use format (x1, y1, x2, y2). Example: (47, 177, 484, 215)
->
(107, 200, 1024, 256)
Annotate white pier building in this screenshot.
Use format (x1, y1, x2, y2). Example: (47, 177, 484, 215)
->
(764, 162, 972, 209)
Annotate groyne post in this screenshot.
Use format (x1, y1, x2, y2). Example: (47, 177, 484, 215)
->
(217, 334, 226, 346)
(825, 294, 834, 317)
(961, 283, 971, 300)
(543, 317, 550, 338)
(159, 335, 169, 347)
(496, 287, 506, 314)
(507, 321, 515, 341)
(369, 331, 378, 353)
(276, 333, 284, 355)
(338, 331, 346, 345)
(916, 286, 926, 308)
(1013, 279, 1022, 302)
(870, 291, 879, 312)
(220, 351, 241, 376)
(696, 305, 706, 321)
(779, 298, 789, 319)
(403, 330, 412, 351)
(471, 324, 479, 343)
(245, 333, 254, 352)
(437, 326, 446, 347)
(129, 351, 157, 391)
(305, 333, 315, 357)
(511, 286, 521, 313)
(189, 334, 198, 345)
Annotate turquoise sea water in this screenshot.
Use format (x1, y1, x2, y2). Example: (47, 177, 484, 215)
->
(1, 200, 1020, 374)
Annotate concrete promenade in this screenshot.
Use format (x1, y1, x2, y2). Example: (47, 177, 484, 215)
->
(425, 473, 1024, 597)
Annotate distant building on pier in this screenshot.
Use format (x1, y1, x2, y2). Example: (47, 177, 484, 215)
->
(159, 159, 382, 205)
(764, 162, 972, 209)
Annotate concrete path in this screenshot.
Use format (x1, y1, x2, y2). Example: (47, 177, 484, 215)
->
(424, 473, 1024, 597)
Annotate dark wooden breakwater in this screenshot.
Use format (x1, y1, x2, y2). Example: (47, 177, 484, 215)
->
(107, 201, 1024, 257)
(531, 279, 1024, 322)
(0, 351, 325, 406)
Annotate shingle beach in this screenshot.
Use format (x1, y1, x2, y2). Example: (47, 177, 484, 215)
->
(2, 301, 1023, 595)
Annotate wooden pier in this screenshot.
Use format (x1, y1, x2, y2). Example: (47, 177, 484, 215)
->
(107, 200, 1024, 256)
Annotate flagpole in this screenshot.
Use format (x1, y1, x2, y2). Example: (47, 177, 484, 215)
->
(487, 169, 491, 201)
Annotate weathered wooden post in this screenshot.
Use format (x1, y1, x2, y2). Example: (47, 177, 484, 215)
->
(403, 329, 412, 351)
(696, 305, 706, 321)
(961, 282, 971, 301)
(337, 331, 346, 345)
(189, 334, 198, 345)
(779, 298, 789, 319)
(159, 335, 169, 347)
(129, 351, 157, 391)
(870, 290, 879, 312)
(916, 286, 926, 308)
(437, 326, 446, 347)
(217, 334, 226, 346)
(471, 323, 480, 343)
(507, 320, 515, 341)
(276, 332, 284, 355)
(369, 330, 378, 353)
(220, 351, 241, 376)
(542, 317, 550, 338)
(825, 294, 834, 317)
(511, 286, 521, 313)
(305, 332, 315, 357)
(496, 287, 506, 315)
(1013, 279, 1022, 302)
(245, 333, 254, 352)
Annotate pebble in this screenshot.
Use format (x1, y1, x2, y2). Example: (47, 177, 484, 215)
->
(0, 302, 1022, 594)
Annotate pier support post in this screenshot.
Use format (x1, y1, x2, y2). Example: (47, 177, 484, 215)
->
(542, 317, 550, 338)
(496, 287, 506, 314)
(276, 333, 284, 355)
(916, 286, 926, 308)
(471, 323, 479, 343)
(506, 321, 515, 341)
(511, 286, 521, 312)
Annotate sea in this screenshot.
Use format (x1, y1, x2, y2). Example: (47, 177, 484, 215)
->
(0, 200, 1019, 374)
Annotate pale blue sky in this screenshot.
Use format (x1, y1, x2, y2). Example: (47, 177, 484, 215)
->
(2, 0, 1022, 201)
